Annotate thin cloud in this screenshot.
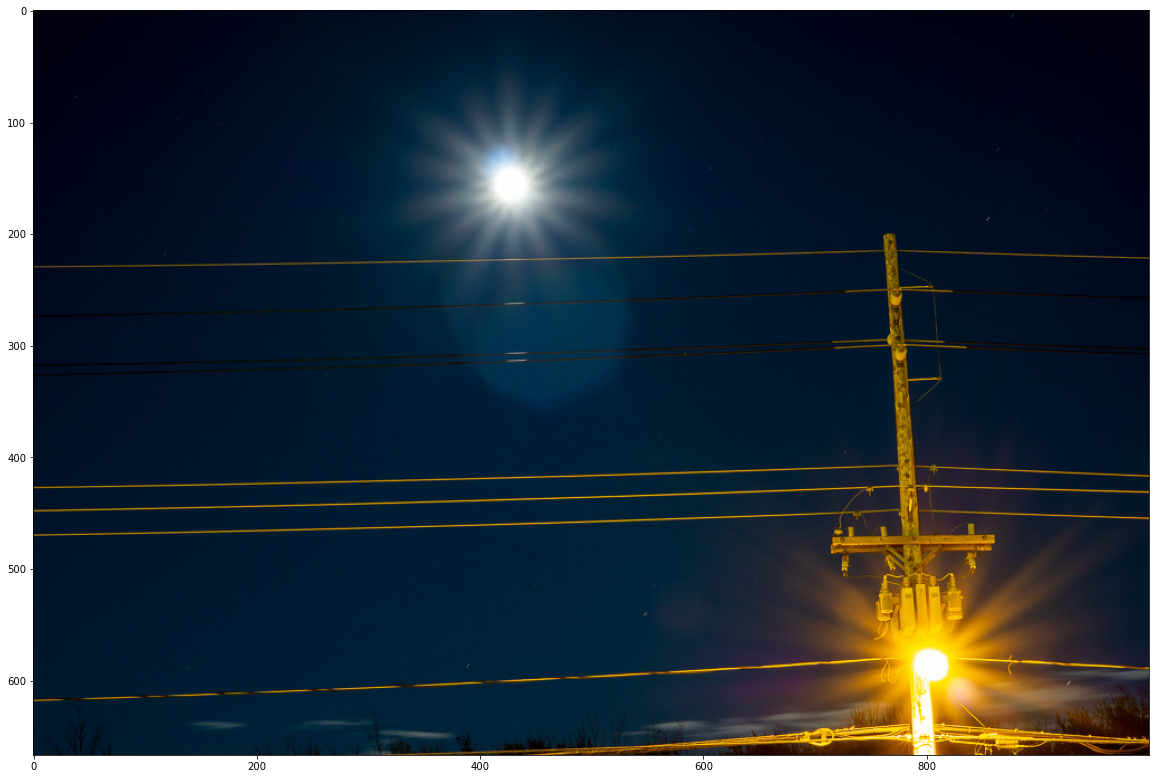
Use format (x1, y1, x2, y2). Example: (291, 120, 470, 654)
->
(626, 709, 853, 741)
(380, 729, 454, 740)
(191, 721, 247, 731)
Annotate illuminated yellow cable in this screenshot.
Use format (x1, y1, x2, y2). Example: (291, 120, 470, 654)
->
(33, 249, 879, 270)
(33, 508, 900, 537)
(32, 485, 898, 513)
(32, 657, 898, 703)
(954, 657, 1148, 671)
(35, 483, 1147, 514)
(34, 464, 900, 490)
(923, 465, 1148, 478)
(928, 485, 1147, 495)
(935, 724, 1149, 752)
(921, 509, 1148, 521)
(34, 463, 1147, 491)
(424, 725, 912, 755)
(898, 250, 1148, 260)
(35, 507, 1150, 538)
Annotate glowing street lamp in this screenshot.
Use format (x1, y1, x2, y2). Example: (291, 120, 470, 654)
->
(911, 649, 949, 756)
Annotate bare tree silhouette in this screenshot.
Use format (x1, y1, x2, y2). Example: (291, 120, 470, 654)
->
(47, 704, 112, 755)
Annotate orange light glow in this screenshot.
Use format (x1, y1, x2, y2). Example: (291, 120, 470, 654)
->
(913, 648, 949, 682)
(910, 659, 937, 756)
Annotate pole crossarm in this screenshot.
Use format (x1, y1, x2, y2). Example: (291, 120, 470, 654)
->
(831, 534, 995, 555)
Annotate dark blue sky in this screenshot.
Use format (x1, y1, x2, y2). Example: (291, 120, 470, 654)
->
(29, 10, 1148, 757)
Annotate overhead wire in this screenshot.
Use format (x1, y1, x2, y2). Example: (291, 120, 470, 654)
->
(33, 338, 887, 370)
(33, 655, 1146, 704)
(33, 463, 901, 490)
(903, 287, 1148, 301)
(954, 657, 1149, 672)
(33, 509, 903, 538)
(934, 724, 1149, 753)
(31, 656, 899, 703)
(34, 339, 890, 377)
(427, 725, 914, 755)
(33, 508, 1148, 539)
(33, 484, 899, 514)
(34, 463, 1147, 491)
(921, 465, 1148, 478)
(927, 484, 1147, 495)
(34, 287, 892, 319)
(31, 248, 1151, 270)
(32, 337, 1147, 377)
(897, 250, 1148, 260)
(32, 249, 880, 270)
(908, 340, 1145, 356)
(32, 483, 1145, 516)
(34, 285, 1146, 320)
(918, 509, 1148, 521)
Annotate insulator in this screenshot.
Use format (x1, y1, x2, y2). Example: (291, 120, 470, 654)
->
(945, 586, 964, 620)
(876, 586, 893, 622)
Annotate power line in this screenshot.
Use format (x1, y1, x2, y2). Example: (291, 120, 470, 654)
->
(34, 340, 887, 377)
(439, 725, 1151, 755)
(32, 249, 880, 270)
(33, 655, 1145, 704)
(934, 724, 1149, 754)
(898, 250, 1148, 260)
(34, 463, 902, 490)
(32, 248, 1150, 270)
(954, 657, 1149, 672)
(434, 725, 914, 755)
(908, 340, 1146, 356)
(32, 482, 1148, 515)
(34, 288, 892, 319)
(32, 485, 899, 513)
(928, 485, 1147, 495)
(903, 287, 1148, 301)
(35, 285, 1143, 320)
(33, 508, 1148, 539)
(32, 509, 901, 537)
(919, 509, 1148, 521)
(34, 463, 1147, 491)
(922, 465, 1148, 479)
(32, 336, 1147, 377)
(36, 285, 1146, 321)
(33, 338, 886, 370)
(31, 656, 898, 703)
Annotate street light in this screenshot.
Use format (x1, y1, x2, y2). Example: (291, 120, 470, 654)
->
(913, 648, 949, 682)
(911, 649, 949, 756)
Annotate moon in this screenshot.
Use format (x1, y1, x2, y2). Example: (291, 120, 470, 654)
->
(492, 165, 529, 203)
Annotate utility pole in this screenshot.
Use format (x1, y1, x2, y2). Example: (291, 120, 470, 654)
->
(884, 232, 922, 579)
(830, 233, 997, 756)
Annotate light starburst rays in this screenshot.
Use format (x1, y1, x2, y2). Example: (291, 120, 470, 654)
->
(404, 77, 618, 260)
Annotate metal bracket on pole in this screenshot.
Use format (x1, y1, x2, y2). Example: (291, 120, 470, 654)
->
(831, 535, 995, 555)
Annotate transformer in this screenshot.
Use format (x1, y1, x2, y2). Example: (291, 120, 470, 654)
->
(927, 578, 943, 635)
(898, 584, 916, 637)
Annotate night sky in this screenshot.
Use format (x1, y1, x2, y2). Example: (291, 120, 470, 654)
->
(25, 10, 1149, 759)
